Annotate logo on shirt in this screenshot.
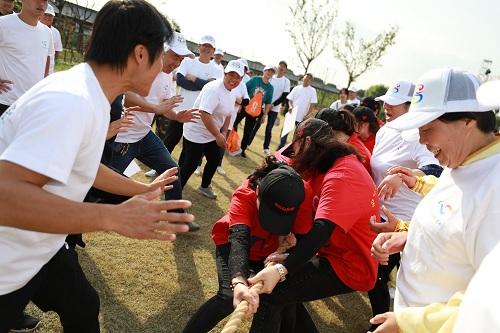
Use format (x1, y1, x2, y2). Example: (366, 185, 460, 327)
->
(412, 84, 425, 104)
(437, 200, 453, 217)
(41, 40, 48, 48)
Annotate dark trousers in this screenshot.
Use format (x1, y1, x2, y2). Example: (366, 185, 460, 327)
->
(179, 138, 221, 188)
(233, 109, 259, 152)
(163, 119, 184, 153)
(278, 121, 300, 149)
(368, 253, 400, 317)
(0, 246, 100, 333)
(263, 111, 278, 149)
(250, 256, 352, 333)
(0, 103, 10, 117)
(108, 131, 182, 200)
(183, 244, 317, 333)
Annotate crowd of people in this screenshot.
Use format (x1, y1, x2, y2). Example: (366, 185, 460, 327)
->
(0, 1, 499, 333)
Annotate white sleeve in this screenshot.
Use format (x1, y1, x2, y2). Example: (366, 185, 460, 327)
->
(284, 78, 291, 93)
(47, 27, 54, 56)
(177, 58, 190, 76)
(311, 88, 318, 104)
(411, 141, 440, 168)
(287, 87, 296, 101)
(0, 93, 88, 184)
(53, 29, 63, 52)
(198, 85, 219, 115)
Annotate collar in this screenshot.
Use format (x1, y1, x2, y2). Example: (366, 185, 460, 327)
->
(461, 136, 500, 166)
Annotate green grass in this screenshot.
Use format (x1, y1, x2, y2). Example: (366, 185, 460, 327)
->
(26, 120, 374, 333)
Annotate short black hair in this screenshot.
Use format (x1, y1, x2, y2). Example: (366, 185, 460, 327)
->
(438, 111, 496, 134)
(315, 108, 356, 135)
(279, 60, 288, 68)
(339, 88, 349, 95)
(85, 0, 173, 73)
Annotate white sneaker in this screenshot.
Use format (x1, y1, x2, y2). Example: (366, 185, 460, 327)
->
(144, 169, 157, 178)
(263, 149, 271, 156)
(216, 166, 226, 175)
(194, 166, 202, 176)
(389, 287, 396, 299)
(197, 186, 217, 199)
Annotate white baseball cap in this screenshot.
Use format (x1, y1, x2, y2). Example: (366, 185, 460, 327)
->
(375, 80, 415, 106)
(214, 48, 224, 56)
(199, 35, 216, 48)
(263, 64, 276, 72)
(164, 32, 194, 57)
(387, 68, 491, 131)
(238, 58, 249, 69)
(477, 80, 500, 109)
(45, 4, 55, 16)
(348, 85, 358, 93)
(224, 60, 245, 77)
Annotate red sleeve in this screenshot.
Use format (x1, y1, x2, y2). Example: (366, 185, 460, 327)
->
(228, 182, 258, 228)
(291, 181, 314, 234)
(314, 158, 365, 232)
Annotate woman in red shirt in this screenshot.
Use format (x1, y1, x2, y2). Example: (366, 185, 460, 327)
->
(353, 106, 381, 153)
(247, 118, 380, 333)
(183, 156, 315, 333)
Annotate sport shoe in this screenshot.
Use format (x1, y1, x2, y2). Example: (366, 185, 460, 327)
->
(194, 166, 202, 176)
(144, 169, 157, 178)
(263, 149, 271, 156)
(187, 221, 200, 232)
(10, 313, 40, 333)
(197, 186, 217, 199)
(240, 150, 247, 158)
(216, 166, 226, 175)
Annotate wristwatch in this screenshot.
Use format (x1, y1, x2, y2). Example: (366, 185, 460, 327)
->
(275, 263, 287, 282)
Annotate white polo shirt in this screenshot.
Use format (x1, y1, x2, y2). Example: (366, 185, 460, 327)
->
(270, 75, 291, 112)
(0, 14, 54, 105)
(0, 63, 110, 295)
(116, 72, 173, 143)
(287, 85, 317, 122)
(371, 125, 439, 220)
(183, 79, 235, 144)
(48, 25, 63, 74)
(395, 151, 500, 309)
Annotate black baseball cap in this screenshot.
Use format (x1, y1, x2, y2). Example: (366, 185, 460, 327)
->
(258, 165, 305, 235)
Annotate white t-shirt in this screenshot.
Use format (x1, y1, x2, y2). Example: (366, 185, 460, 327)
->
(329, 99, 347, 111)
(0, 63, 110, 295)
(287, 85, 317, 122)
(394, 152, 500, 310)
(454, 242, 500, 333)
(348, 97, 361, 106)
(48, 26, 63, 75)
(229, 80, 249, 128)
(242, 74, 251, 84)
(116, 72, 172, 143)
(270, 75, 291, 113)
(0, 14, 54, 105)
(371, 126, 438, 220)
(211, 60, 224, 79)
(176, 57, 219, 112)
(183, 79, 235, 144)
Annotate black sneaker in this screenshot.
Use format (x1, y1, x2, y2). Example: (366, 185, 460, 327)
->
(240, 150, 247, 158)
(10, 313, 40, 333)
(187, 222, 200, 232)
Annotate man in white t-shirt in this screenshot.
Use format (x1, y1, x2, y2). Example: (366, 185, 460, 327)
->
(263, 60, 290, 155)
(0, 2, 194, 331)
(40, 4, 63, 75)
(278, 73, 317, 148)
(238, 58, 251, 83)
(212, 48, 224, 79)
(108, 32, 201, 232)
(162, 34, 220, 154)
(0, 0, 54, 115)
(179, 60, 244, 199)
(347, 85, 361, 106)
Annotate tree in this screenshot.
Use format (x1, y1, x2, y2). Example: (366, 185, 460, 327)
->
(332, 22, 398, 87)
(365, 84, 389, 98)
(287, 0, 337, 75)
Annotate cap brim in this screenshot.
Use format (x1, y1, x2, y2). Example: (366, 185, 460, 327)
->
(169, 46, 194, 57)
(258, 200, 296, 236)
(477, 80, 500, 108)
(375, 95, 409, 105)
(386, 109, 445, 131)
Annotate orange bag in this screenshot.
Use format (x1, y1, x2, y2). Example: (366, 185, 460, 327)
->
(226, 129, 242, 156)
(245, 91, 263, 117)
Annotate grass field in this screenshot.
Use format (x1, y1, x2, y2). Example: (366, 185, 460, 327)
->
(26, 119, 374, 333)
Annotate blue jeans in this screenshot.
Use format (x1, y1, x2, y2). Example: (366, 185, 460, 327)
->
(108, 131, 182, 200)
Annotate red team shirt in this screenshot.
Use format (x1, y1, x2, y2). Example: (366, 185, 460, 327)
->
(360, 134, 376, 154)
(309, 154, 379, 291)
(211, 179, 313, 262)
(347, 132, 372, 175)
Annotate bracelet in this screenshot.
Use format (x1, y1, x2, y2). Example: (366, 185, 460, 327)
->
(394, 219, 409, 232)
(230, 281, 247, 291)
(275, 263, 287, 282)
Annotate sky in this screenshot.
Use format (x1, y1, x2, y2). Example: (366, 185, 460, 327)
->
(90, 0, 499, 90)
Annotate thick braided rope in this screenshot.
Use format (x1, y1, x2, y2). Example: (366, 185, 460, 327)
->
(220, 236, 294, 333)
